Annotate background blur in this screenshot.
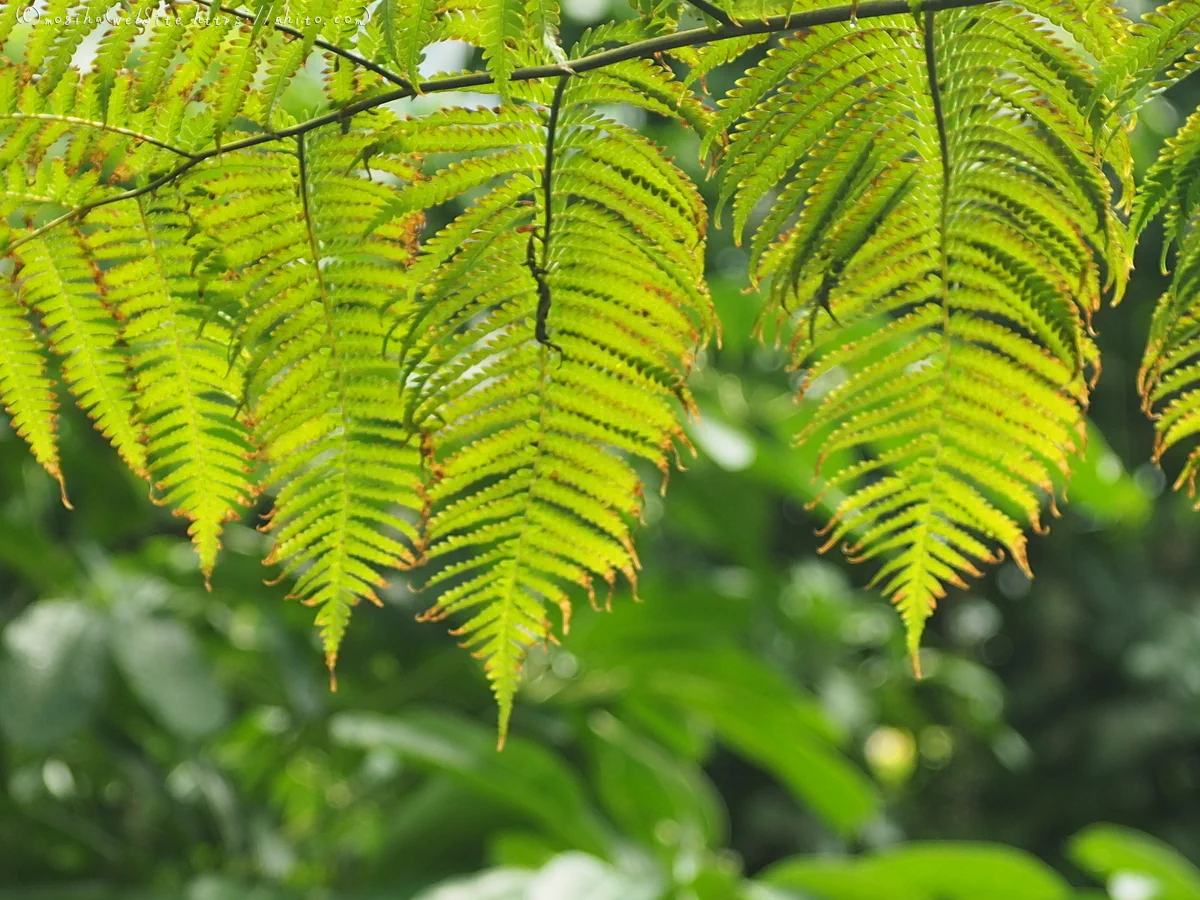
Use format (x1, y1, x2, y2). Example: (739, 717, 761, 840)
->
(4, 1, 1200, 897)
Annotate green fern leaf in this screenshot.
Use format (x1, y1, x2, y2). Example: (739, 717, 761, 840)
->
(481, 0, 527, 96)
(1133, 106, 1200, 250)
(1137, 106, 1200, 499)
(2, 0, 1172, 727)
(1005, 0, 1126, 63)
(93, 0, 160, 104)
(13, 231, 148, 476)
(86, 197, 256, 577)
(210, 5, 279, 141)
(394, 85, 712, 741)
(147, 5, 233, 110)
(261, 0, 333, 123)
(0, 0, 22, 50)
(712, 7, 1123, 661)
(184, 125, 425, 670)
(378, 0, 440, 86)
(0, 277, 64, 498)
(1099, 0, 1200, 111)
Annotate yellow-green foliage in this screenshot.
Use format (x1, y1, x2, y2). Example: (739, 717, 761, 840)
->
(388, 82, 713, 739)
(1133, 3, 1200, 516)
(185, 130, 427, 667)
(1139, 107, 1200, 497)
(707, 4, 1133, 659)
(3, 0, 1200, 731)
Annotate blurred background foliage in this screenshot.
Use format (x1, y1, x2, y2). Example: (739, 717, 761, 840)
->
(4, 0, 1200, 896)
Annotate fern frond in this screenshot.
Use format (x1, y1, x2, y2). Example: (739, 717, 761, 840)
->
(394, 80, 712, 740)
(0, 276, 63, 496)
(1137, 106, 1200, 498)
(183, 124, 425, 668)
(1015, 0, 1126, 62)
(1, 0, 1162, 724)
(13, 230, 147, 476)
(210, 15, 271, 141)
(0, 1, 23, 50)
(0, 45, 197, 222)
(259, 0, 330, 122)
(672, 34, 771, 91)
(564, 56, 716, 135)
(481, 0, 529, 95)
(712, 6, 1119, 659)
(378, 0, 440, 86)
(1133, 106, 1200, 249)
(85, 197, 256, 577)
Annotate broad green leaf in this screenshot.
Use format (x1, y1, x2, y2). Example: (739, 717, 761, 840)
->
(1069, 825, 1200, 900)
(110, 606, 229, 739)
(329, 710, 613, 854)
(765, 844, 1073, 900)
(628, 649, 880, 835)
(587, 711, 726, 851)
(861, 844, 1072, 900)
(0, 600, 108, 747)
(762, 857, 929, 900)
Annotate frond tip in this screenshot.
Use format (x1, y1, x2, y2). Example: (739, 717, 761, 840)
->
(86, 197, 255, 576)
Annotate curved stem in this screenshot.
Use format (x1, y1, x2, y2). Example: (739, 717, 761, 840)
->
(923, 9, 951, 197)
(532, 74, 570, 351)
(541, 74, 570, 268)
(0, 113, 196, 157)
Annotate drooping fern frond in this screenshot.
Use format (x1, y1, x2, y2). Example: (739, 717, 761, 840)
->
(85, 197, 255, 578)
(0, 275, 63, 497)
(709, 3, 1129, 660)
(377, 0, 440, 86)
(387, 76, 713, 740)
(1, 6, 431, 665)
(0, 19, 252, 556)
(367, 0, 567, 94)
(1137, 107, 1200, 498)
(182, 124, 426, 669)
(12, 229, 148, 478)
(1108, 0, 1200, 521)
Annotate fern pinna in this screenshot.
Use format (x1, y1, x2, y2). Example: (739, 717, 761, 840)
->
(7, 0, 1200, 731)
